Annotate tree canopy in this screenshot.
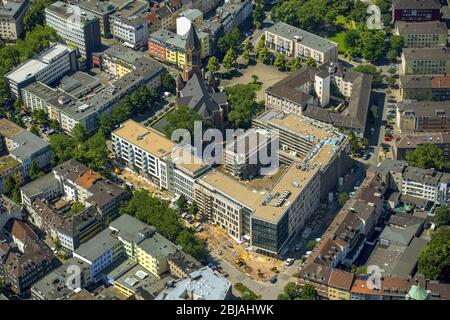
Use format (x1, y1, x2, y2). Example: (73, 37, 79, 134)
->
(434, 206, 450, 228)
(418, 227, 450, 282)
(352, 64, 383, 88)
(406, 145, 446, 170)
(163, 105, 204, 141)
(120, 189, 207, 259)
(225, 84, 264, 129)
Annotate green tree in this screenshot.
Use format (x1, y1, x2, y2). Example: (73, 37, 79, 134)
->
(284, 282, 301, 299)
(338, 192, 350, 207)
(434, 206, 450, 228)
(30, 125, 40, 137)
(71, 123, 88, 144)
(352, 64, 383, 88)
(162, 73, 176, 94)
(406, 145, 445, 170)
(253, 3, 265, 29)
(28, 161, 44, 180)
(23, 0, 55, 33)
(176, 195, 188, 212)
(163, 105, 204, 141)
(418, 227, 450, 281)
(305, 56, 317, 68)
(189, 201, 199, 216)
(390, 35, 405, 56)
(74, 132, 109, 171)
(370, 105, 378, 120)
(49, 133, 76, 165)
(223, 48, 237, 72)
(251, 74, 259, 84)
(277, 292, 290, 300)
(299, 284, 319, 300)
(206, 56, 220, 75)
(290, 58, 302, 71)
(258, 46, 270, 64)
(274, 53, 287, 71)
(71, 202, 85, 214)
(217, 28, 244, 56)
(225, 84, 264, 129)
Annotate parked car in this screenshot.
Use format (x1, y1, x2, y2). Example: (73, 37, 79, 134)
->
(285, 258, 295, 266)
(269, 276, 278, 284)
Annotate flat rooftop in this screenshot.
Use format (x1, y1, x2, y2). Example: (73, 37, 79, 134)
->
(0, 156, 20, 175)
(0, 118, 25, 139)
(5, 43, 73, 84)
(266, 22, 337, 52)
(112, 120, 176, 158)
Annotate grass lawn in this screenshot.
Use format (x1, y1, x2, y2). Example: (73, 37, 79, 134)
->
(326, 15, 356, 54)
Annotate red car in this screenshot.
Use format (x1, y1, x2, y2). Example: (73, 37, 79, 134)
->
(384, 136, 393, 142)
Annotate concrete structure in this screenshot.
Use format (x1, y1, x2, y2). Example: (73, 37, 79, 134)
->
(401, 48, 450, 75)
(5, 43, 77, 98)
(0, 0, 30, 41)
(177, 8, 203, 36)
(265, 22, 338, 65)
(195, 111, 349, 255)
(394, 21, 447, 48)
(110, 13, 148, 50)
(400, 74, 450, 101)
(392, 0, 441, 22)
(45, 1, 102, 64)
(265, 63, 372, 137)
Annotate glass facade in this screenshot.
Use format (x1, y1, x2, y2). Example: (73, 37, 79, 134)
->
(251, 212, 289, 254)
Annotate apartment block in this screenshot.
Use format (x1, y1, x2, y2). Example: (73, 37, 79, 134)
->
(400, 74, 450, 101)
(394, 132, 450, 162)
(265, 22, 338, 65)
(45, 1, 102, 64)
(375, 159, 450, 206)
(394, 21, 447, 48)
(396, 101, 450, 133)
(0, 0, 30, 41)
(5, 43, 77, 98)
(401, 48, 450, 75)
(392, 0, 441, 22)
(0, 119, 52, 181)
(110, 13, 148, 50)
(21, 46, 165, 134)
(112, 119, 210, 202)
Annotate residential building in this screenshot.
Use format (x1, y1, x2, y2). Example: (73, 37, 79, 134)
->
(265, 63, 372, 137)
(45, 1, 102, 64)
(0, 0, 30, 41)
(31, 257, 92, 300)
(73, 214, 199, 285)
(155, 266, 231, 300)
(265, 22, 338, 65)
(67, 0, 117, 37)
(21, 46, 165, 134)
(396, 100, 450, 133)
(5, 43, 77, 98)
(111, 13, 148, 50)
(213, 0, 252, 34)
(177, 8, 203, 35)
(401, 48, 450, 75)
(375, 159, 450, 206)
(328, 269, 355, 300)
(0, 220, 59, 294)
(392, 0, 441, 22)
(112, 120, 210, 202)
(0, 195, 21, 230)
(148, 25, 210, 66)
(0, 119, 52, 184)
(393, 132, 450, 162)
(394, 21, 447, 48)
(400, 74, 450, 101)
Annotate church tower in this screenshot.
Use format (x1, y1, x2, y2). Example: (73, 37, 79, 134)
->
(183, 24, 202, 81)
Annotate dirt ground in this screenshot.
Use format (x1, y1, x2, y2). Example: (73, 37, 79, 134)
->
(197, 225, 285, 281)
(118, 168, 172, 200)
(220, 61, 289, 101)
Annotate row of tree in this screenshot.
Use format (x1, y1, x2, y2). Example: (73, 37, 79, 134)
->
(119, 189, 207, 260)
(277, 282, 319, 300)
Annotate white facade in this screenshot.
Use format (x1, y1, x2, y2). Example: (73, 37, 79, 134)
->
(111, 16, 148, 49)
